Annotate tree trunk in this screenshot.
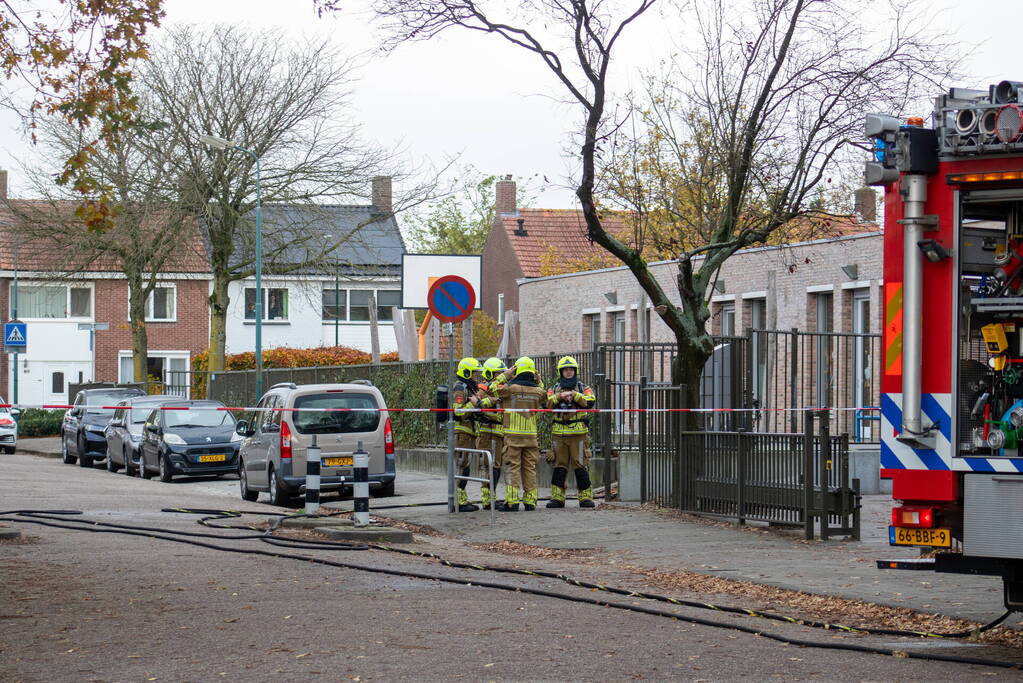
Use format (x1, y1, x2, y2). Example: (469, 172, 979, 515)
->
(208, 275, 230, 372)
(127, 275, 150, 385)
(673, 331, 714, 431)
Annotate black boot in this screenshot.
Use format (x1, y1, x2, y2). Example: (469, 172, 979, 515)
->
(575, 467, 596, 508)
(496, 501, 519, 512)
(457, 486, 478, 512)
(547, 467, 568, 508)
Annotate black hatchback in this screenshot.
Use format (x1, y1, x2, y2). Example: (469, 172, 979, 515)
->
(62, 387, 146, 467)
(138, 400, 240, 482)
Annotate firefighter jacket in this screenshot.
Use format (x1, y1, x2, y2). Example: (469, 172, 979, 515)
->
(495, 374, 546, 446)
(547, 379, 596, 436)
(452, 378, 478, 436)
(476, 382, 504, 437)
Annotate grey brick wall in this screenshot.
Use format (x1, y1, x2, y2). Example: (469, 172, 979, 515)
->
(519, 232, 883, 353)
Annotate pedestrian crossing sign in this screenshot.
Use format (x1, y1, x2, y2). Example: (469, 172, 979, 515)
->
(4, 321, 26, 353)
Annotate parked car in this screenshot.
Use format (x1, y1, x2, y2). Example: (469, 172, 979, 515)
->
(138, 400, 240, 482)
(104, 396, 178, 475)
(62, 387, 146, 467)
(0, 397, 19, 454)
(235, 381, 396, 505)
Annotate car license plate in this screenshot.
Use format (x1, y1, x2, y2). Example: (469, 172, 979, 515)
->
(323, 456, 353, 467)
(889, 526, 951, 548)
(198, 454, 227, 463)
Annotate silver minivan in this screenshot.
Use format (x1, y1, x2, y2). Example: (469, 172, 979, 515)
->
(235, 382, 396, 505)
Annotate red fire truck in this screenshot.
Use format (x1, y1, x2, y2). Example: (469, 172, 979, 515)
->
(871, 79, 1023, 609)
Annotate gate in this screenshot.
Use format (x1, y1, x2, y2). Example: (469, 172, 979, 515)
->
(638, 383, 859, 541)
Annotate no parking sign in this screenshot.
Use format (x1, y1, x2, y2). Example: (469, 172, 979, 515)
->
(427, 275, 476, 324)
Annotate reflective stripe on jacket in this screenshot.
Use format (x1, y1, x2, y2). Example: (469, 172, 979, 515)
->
(547, 381, 596, 435)
(452, 379, 476, 436)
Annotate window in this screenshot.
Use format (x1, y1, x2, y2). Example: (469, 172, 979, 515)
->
(145, 285, 176, 321)
(720, 303, 736, 336)
(613, 312, 626, 343)
(292, 392, 380, 434)
(497, 293, 505, 325)
(322, 288, 347, 321)
(586, 314, 601, 349)
(852, 290, 872, 410)
(376, 290, 400, 321)
(748, 298, 767, 403)
(51, 372, 64, 395)
(814, 293, 834, 407)
(17, 285, 92, 319)
(245, 287, 289, 321)
(349, 290, 372, 321)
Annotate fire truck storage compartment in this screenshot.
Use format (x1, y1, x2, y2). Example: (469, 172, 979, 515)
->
(957, 191, 1023, 456)
(964, 473, 1023, 559)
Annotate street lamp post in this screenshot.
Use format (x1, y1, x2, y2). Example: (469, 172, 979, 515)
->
(199, 134, 264, 399)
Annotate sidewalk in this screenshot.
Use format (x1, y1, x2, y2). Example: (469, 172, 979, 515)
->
(15, 437, 61, 457)
(327, 468, 1021, 628)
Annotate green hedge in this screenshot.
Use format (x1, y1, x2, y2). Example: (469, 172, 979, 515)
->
(17, 408, 65, 437)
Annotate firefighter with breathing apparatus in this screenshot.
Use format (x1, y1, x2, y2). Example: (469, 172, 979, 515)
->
(493, 356, 546, 511)
(546, 355, 597, 508)
(475, 357, 507, 508)
(452, 357, 483, 512)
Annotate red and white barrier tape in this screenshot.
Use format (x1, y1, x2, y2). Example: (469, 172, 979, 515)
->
(0, 403, 880, 414)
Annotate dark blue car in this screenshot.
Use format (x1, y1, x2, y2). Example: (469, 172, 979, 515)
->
(62, 387, 146, 467)
(138, 400, 240, 482)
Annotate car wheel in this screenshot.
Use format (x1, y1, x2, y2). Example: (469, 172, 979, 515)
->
(106, 453, 119, 473)
(158, 454, 173, 483)
(139, 451, 153, 480)
(123, 447, 135, 476)
(373, 480, 396, 498)
(239, 462, 258, 502)
(3, 446, 14, 455)
(77, 435, 93, 467)
(61, 437, 76, 465)
(267, 466, 288, 506)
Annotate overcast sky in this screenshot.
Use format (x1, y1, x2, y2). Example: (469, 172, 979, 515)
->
(0, 0, 1018, 209)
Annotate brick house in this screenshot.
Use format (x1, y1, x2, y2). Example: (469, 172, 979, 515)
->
(480, 176, 628, 340)
(0, 171, 211, 404)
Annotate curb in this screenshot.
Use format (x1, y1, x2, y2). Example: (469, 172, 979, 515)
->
(315, 525, 413, 543)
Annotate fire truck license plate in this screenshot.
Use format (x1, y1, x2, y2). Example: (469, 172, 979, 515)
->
(890, 526, 951, 548)
(323, 457, 353, 467)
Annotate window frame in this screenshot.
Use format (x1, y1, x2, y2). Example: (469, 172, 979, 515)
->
(320, 286, 401, 324)
(244, 286, 290, 322)
(145, 283, 177, 322)
(13, 282, 94, 321)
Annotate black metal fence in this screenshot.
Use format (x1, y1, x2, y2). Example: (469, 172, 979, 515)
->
(638, 390, 859, 539)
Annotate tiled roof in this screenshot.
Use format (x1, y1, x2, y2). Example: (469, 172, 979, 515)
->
(0, 201, 209, 273)
(497, 209, 630, 278)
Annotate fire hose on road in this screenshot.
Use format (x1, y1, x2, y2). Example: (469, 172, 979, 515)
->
(0, 507, 1017, 671)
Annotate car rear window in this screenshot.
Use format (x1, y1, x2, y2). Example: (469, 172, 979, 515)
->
(292, 393, 380, 434)
(85, 392, 138, 414)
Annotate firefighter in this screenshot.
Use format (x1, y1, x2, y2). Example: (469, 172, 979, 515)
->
(453, 357, 483, 512)
(546, 356, 597, 508)
(494, 356, 546, 511)
(476, 357, 507, 508)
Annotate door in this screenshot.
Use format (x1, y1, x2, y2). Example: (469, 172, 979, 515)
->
(140, 410, 161, 472)
(245, 395, 275, 488)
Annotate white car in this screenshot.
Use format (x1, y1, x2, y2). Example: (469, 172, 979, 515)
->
(0, 397, 20, 454)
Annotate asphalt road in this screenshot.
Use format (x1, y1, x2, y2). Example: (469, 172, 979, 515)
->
(2, 452, 1020, 682)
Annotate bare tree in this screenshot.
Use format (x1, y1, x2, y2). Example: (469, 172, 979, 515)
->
(9, 115, 194, 383)
(365, 0, 954, 415)
(143, 24, 430, 372)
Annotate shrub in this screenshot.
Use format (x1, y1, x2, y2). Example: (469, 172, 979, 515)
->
(17, 408, 65, 437)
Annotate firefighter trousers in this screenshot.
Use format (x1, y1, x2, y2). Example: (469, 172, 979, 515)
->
(551, 434, 591, 470)
(475, 433, 504, 487)
(455, 432, 476, 490)
(503, 439, 539, 496)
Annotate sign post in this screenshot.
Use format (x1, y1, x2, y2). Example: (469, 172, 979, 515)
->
(4, 321, 26, 403)
(428, 276, 477, 513)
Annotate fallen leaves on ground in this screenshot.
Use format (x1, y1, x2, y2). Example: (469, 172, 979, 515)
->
(468, 539, 604, 560)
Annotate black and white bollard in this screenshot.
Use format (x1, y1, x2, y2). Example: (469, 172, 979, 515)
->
(353, 440, 369, 527)
(305, 434, 321, 515)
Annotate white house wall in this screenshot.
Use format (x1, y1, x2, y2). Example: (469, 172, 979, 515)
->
(12, 320, 94, 405)
(224, 278, 398, 355)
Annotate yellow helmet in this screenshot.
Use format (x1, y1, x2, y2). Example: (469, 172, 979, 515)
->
(482, 357, 507, 381)
(557, 356, 579, 374)
(514, 356, 536, 375)
(456, 357, 482, 380)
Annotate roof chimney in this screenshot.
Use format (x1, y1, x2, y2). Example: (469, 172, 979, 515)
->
(514, 217, 528, 237)
(0, 169, 8, 201)
(853, 187, 877, 223)
(495, 174, 516, 215)
(372, 176, 392, 214)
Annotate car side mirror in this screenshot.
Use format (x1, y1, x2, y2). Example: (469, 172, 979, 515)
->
(145, 424, 159, 434)
(235, 420, 253, 437)
(69, 408, 82, 418)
